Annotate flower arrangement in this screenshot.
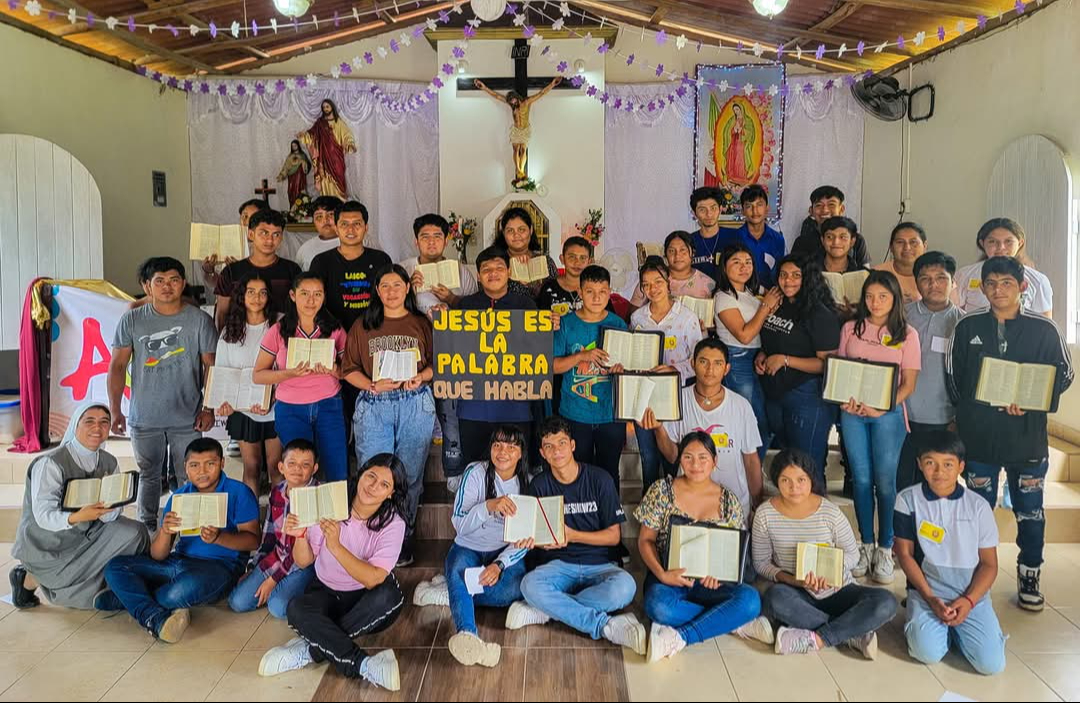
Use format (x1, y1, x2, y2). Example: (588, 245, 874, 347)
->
(287, 193, 314, 223)
(574, 208, 605, 246)
(447, 211, 478, 263)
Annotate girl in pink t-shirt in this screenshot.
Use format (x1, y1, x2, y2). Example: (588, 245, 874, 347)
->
(260, 453, 408, 689)
(836, 270, 921, 588)
(254, 273, 348, 482)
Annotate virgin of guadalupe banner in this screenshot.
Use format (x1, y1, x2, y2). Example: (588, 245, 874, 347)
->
(694, 63, 786, 220)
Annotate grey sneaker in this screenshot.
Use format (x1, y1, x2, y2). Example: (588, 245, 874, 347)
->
(844, 631, 878, 660)
(360, 650, 401, 691)
(852, 544, 874, 578)
(871, 546, 895, 584)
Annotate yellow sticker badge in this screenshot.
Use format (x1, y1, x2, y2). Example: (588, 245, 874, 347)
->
(664, 335, 678, 350)
(968, 278, 982, 290)
(918, 520, 946, 544)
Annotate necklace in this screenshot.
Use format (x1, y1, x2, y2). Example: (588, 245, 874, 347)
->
(694, 387, 724, 407)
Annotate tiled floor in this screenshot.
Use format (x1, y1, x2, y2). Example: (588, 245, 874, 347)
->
(1, 540, 1080, 701)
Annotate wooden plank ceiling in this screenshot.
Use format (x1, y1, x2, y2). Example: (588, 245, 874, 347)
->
(0, 0, 1035, 76)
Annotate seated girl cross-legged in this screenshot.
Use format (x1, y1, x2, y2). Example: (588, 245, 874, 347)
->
(258, 454, 409, 690)
(753, 449, 897, 658)
(637, 431, 773, 663)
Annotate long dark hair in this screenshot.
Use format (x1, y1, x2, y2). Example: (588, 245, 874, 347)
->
(768, 448, 826, 497)
(351, 453, 409, 532)
(677, 430, 717, 463)
(221, 272, 276, 345)
(852, 270, 908, 344)
(290, 139, 312, 169)
(636, 255, 672, 301)
(776, 254, 837, 317)
(494, 207, 541, 252)
(977, 216, 1032, 265)
(320, 99, 340, 120)
(715, 243, 761, 296)
(278, 272, 341, 340)
(362, 264, 425, 331)
(484, 424, 531, 500)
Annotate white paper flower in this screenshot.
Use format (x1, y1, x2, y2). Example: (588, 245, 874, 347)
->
(191, 24, 200, 35)
(813, 79, 825, 93)
(512, 13, 525, 26)
(305, 73, 318, 87)
(453, 2, 463, 14)
(743, 82, 754, 95)
(583, 31, 592, 46)
(67, 8, 76, 23)
(751, 42, 764, 57)
(230, 21, 240, 38)
(696, 76, 705, 87)
(24, 1, 41, 17)
(426, 17, 437, 31)
(875, 42, 887, 53)
(286, 78, 298, 91)
(837, 43, 847, 57)
(377, 46, 388, 58)
(795, 46, 803, 60)
(529, 33, 543, 47)
(105, 16, 118, 30)
(270, 18, 278, 32)
(956, 20, 966, 35)
(400, 31, 411, 46)
(149, 23, 158, 33)
(560, 1, 570, 16)
(351, 56, 364, 69)
(768, 84, 779, 96)
(913, 31, 926, 46)
(552, 18, 564, 31)
(330, 64, 341, 78)
(719, 79, 729, 92)
(676, 34, 687, 50)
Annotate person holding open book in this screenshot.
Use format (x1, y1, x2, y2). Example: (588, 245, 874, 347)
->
(493, 207, 557, 298)
(402, 213, 479, 317)
(755, 255, 841, 481)
(816, 216, 869, 318)
(228, 439, 320, 619)
(637, 431, 773, 662)
(511, 417, 645, 654)
(630, 256, 703, 490)
(199, 199, 264, 292)
(100, 438, 260, 643)
(213, 209, 301, 330)
(947, 256, 1073, 611)
(343, 264, 435, 567)
(752, 449, 895, 658)
(254, 273, 348, 483)
(714, 244, 782, 460)
(10, 402, 149, 610)
(413, 425, 531, 667)
(213, 272, 280, 498)
(629, 231, 716, 314)
(836, 270, 921, 585)
(259, 454, 407, 689)
(953, 218, 1053, 318)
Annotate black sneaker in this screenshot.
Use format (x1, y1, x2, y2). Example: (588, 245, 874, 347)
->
(8, 566, 40, 609)
(1017, 565, 1045, 611)
(93, 588, 124, 612)
(396, 540, 415, 568)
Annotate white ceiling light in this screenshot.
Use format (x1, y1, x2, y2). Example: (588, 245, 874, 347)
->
(471, 0, 508, 22)
(752, 0, 789, 18)
(273, 0, 311, 18)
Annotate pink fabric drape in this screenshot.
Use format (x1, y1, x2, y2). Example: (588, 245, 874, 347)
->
(11, 278, 48, 453)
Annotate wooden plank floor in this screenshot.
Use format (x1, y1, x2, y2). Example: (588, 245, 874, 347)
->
(311, 542, 631, 702)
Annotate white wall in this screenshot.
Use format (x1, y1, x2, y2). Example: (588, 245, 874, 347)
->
(438, 39, 605, 257)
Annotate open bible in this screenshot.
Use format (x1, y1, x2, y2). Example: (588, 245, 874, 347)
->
(189, 223, 246, 261)
(822, 270, 869, 307)
(667, 521, 746, 582)
(678, 296, 715, 329)
(205, 367, 272, 412)
(171, 493, 228, 534)
(416, 260, 462, 291)
(373, 349, 421, 383)
(796, 542, 846, 588)
(822, 357, 899, 411)
(286, 338, 336, 369)
(613, 373, 682, 422)
(636, 242, 663, 268)
(290, 481, 349, 527)
(509, 256, 550, 283)
(61, 472, 138, 511)
(600, 328, 664, 371)
(502, 495, 565, 546)
(975, 357, 1058, 412)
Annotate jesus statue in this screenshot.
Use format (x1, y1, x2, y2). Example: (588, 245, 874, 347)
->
(474, 76, 562, 185)
(298, 98, 356, 200)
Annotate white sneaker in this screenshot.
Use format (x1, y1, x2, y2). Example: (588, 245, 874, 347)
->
(734, 616, 774, 645)
(852, 544, 874, 578)
(872, 547, 895, 584)
(360, 649, 400, 691)
(431, 574, 447, 585)
(448, 631, 501, 667)
(505, 601, 551, 630)
(602, 613, 647, 656)
(446, 475, 463, 494)
(646, 622, 686, 663)
(226, 439, 241, 458)
(844, 631, 878, 660)
(774, 626, 819, 655)
(413, 580, 450, 607)
(259, 637, 313, 677)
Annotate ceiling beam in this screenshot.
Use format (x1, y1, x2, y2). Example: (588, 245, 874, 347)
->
(648, 3, 669, 23)
(854, 0, 1001, 20)
(46, 0, 218, 72)
(0, 9, 135, 70)
(58, 0, 243, 36)
(783, 0, 861, 49)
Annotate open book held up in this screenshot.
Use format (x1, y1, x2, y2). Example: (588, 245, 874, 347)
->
(502, 495, 565, 546)
(290, 481, 349, 527)
(600, 328, 664, 371)
(190, 223, 246, 261)
(171, 493, 228, 534)
(62, 472, 138, 511)
(975, 357, 1057, 412)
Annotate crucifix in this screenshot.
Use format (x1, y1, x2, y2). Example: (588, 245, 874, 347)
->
(253, 178, 276, 205)
(459, 39, 573, 186)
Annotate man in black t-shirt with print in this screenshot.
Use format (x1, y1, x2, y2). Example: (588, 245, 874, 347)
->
(506, 417, 646, 654)
(213, 209, 301, 329)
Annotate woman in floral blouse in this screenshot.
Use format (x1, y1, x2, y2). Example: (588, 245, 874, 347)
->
(636, 431, 774, 663)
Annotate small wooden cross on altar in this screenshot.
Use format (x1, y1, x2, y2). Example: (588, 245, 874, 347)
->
(254, 178, 276, 205)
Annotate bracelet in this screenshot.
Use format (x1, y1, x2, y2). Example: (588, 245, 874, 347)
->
(961, 594, 975, 609)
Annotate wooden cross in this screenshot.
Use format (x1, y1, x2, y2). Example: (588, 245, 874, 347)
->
(254, 178, 276, 205)
(456, 38, 573, 96)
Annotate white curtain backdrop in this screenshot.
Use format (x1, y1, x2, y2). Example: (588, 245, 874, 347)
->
(603, 75, 864, 299)
(188, 78, 439, 263)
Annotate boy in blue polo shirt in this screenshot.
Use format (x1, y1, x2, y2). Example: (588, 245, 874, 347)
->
(735, 185, 785, 288)
(100, 438, 260, 642)
(894, 431, 1006, 675)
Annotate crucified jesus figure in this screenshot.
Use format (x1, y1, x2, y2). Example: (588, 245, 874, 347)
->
(474, 76, 562, 185)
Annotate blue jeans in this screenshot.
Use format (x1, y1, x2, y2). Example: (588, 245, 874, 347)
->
(905, 590, 1006, 675)
(723, 346, 768, 459)
(644, 573, 761, 646)
(840, 405, 907, 547)
(520, 560, 637, 639)
(275, 395, 348, 482)
(965, 458, 1048, 569)
(764, 379, 834, 484)
(445, 542, 526, 635)
(228, 564, 316, 619)
(353, 387, 436, 538)
(636, 424, 676, 492)
(763, 583, 896, 647)
(104, 554, 241, 636)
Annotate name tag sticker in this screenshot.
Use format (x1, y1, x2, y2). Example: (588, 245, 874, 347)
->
(664, 336, 678, 350)
(551, 302, 570, 316)
(968, 278, 982, 290)
(764, 253, 776, 268)
(919, 520, 946, 544)
(881, 334, 902, 349)
(931, 335, 950, 354)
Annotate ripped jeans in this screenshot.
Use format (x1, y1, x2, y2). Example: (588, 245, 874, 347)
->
(964, 459, 1048, 569)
